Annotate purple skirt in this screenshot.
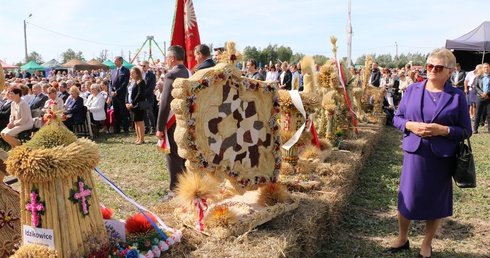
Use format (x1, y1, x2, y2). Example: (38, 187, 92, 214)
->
(398, 138, 456, 220)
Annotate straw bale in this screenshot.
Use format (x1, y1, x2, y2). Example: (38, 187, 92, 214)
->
(152, 124, 386, 257)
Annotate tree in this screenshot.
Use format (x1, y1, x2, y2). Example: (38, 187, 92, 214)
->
(277, 46, 293, 64)
(243, 46, 261, 63)
(355, 54, 367, 66)
(313, 55, 328, 66)
(60, 48, 84, 63)
(290, 52, 305, 64)
(261, 44, 279, 66)
(96, 49, 109, 63)
(26, 51, 43, 64)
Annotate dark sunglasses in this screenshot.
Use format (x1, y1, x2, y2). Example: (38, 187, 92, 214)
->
(426, 63, 449, 73)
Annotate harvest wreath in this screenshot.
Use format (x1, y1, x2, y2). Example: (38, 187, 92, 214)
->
(171, 63, 282, 193)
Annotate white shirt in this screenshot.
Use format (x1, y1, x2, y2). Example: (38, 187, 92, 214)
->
(465, 70, 478, 88)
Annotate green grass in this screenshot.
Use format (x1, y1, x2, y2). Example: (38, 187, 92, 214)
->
(318, 126, 490, 258)
(3, 125, 488, 257)
(92, 133, 170, 219)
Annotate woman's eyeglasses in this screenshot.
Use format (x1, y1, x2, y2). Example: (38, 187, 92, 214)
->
(426, 63, 449, 73)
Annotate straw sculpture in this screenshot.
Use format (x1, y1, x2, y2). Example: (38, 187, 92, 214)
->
(6, 123, 107, 257)
(0, 183, 21, 258)
(171, 63, 281, 194)
(218, 41, 243, 65)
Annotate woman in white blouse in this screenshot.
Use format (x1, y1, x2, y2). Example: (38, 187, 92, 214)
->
(1, 87, 33, 148)
(380, 68, 395, 107)
(398, 72, 414, 97)
(85, 84, 106, 122)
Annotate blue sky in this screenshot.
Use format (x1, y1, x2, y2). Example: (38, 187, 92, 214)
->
(1, 0, 488, 65)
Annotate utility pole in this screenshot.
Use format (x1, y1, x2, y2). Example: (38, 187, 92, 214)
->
(395, 42, 398, 59)
(24, 14, 32, 62)
(346, 0, 353, 67)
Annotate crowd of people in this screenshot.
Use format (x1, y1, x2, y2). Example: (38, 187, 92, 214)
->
(0, 57, 174, 148)
(3, 43, 488, 257)
(368, 58, 489, 132)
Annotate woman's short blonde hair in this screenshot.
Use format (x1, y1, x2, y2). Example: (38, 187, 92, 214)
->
(428, 48, 456, 69)
(69, 86, 80, 96)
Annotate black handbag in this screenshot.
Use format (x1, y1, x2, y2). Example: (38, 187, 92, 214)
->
(453, 129, 476, 188)
(133, 100, 152, 110)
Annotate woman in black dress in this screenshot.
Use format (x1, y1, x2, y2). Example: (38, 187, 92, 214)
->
(126, 67, 147, 144)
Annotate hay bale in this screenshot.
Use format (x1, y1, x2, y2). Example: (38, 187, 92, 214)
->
(152, 124, 386, 257)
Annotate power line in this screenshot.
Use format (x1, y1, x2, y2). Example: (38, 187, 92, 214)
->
(27, 22, 138, 48)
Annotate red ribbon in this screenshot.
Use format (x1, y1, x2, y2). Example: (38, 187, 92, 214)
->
(335, 60, 359, 134)
(194, 198, 208, 231)
(310, 120, 321, 149)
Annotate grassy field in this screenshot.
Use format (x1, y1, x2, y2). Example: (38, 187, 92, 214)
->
(318, 126, 490, 258)
(3, 125, 488, 257)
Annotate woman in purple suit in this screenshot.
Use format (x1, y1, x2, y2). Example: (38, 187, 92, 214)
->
(385, 48, 472, 258)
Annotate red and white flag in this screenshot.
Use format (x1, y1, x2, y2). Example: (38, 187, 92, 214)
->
(170, 0, 201, 69)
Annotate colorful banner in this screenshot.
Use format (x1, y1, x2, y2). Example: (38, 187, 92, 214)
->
(170, 0, 201, 69)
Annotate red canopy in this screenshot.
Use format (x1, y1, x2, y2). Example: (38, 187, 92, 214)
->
(0, 59, 20, 69)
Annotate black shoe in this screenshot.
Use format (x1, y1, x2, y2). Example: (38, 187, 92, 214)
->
(418, 247, 432, 258)
(383, 240, 410, 253)
(123, 130, 130, 135)
(473, 130, 479, 134)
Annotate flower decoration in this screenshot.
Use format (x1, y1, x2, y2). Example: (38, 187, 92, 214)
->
(68, 176, 92, 216)
(42, 103, 66, 126)
(25, 185, 45, 227)
(0, 208, 20, 230)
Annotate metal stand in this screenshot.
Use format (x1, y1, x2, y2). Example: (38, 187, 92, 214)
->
(131, 36, 166, 65)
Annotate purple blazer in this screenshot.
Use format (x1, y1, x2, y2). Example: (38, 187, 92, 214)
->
(394, 80, 472, 157)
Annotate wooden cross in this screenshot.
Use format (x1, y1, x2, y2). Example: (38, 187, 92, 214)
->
(25, 191, 44, 227)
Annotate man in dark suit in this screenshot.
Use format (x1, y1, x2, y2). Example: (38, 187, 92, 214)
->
(140, 60, 157, 134)
(57, 82, 70, 103)
(194, 44, 216, 72)
(0, 96, 12, 130)
(450, 63, 466, 91)
(156, 45, 190, 197)
(110, 56, 130, 134)
(369, 61, 381, 86)
(28, 84, 48, 117)
(22, 70, 31, 79)
(381, 88, 394, 125)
